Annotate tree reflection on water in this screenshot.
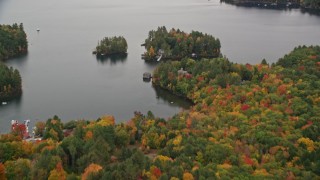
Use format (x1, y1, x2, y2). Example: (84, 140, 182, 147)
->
(152, 85, 193, 110)
(96, 53, 128, 65)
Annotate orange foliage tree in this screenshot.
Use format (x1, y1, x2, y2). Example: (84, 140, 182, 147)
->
(183, 172, 194, 180)
(81, 163, 103, 180)
(48, 162, 67, 180)
(0, 163, 6, 180)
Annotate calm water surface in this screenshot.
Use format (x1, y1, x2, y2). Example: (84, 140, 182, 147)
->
(0, 0, 319, 132)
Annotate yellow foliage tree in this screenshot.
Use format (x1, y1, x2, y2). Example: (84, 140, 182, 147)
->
(297, 137, 315, 152)
(155, 155, 173, 162)
(170, 178, 179, 180)
(97, 115, 115, 127)
(154, 155, 173, 169)
(183, 172, 194, 180)
(149, 46, 155, 57)
(173, 135, 182, 146)
(253, 168, 270, 176)
(217, 162, 232, 169)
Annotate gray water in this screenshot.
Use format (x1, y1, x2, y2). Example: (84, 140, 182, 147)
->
(0, 0, 319, 133)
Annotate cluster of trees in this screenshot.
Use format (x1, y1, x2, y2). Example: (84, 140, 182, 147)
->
(153, 57, 256, 98)
(0, 62, 22, 102)
(142, 26, 221, 61)
(0, 46, 320, 179)
(0, 114, 150, 179)
(0, 23, 28, 61)
(222, 0, 319, 11)
(301, 0, 320, 9)
(150, 45, 320, 178)
(94, 36, 128, 56)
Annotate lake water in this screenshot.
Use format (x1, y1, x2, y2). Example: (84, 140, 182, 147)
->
(0, 0, 319, 133)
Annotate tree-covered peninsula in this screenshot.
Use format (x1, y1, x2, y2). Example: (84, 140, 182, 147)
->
(142, 26, 221, 61)
(0, 23, 28, 61)
(0, 46, 319, 179)
(93, 36, 128, 56)
(0, 62, 22, 102)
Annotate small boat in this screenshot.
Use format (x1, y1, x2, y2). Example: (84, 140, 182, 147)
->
(36, 28, 40, 32)
(2, 102, 7, 105)
(157, 55, 162, 61)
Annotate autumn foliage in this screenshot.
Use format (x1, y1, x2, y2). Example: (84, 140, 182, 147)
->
(0, 45, 320, 179)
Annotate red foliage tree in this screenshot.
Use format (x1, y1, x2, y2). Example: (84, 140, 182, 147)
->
(150, 166, 162, 178)
(0, 163, 6, 180)
(243, 155, 254, 165)
(277, 84, 287, 95)
(12, 124, 27, 138)
(241, 104, 250, 111)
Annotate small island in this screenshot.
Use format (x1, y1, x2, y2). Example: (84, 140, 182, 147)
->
(0, 62, 22, 102)
(93, 36, 128, 56)
(142, 26, 221, 61)
(0, 23, 28, 61)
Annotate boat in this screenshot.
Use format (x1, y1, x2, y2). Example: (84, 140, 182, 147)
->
(143, 72, 152, 79)
(37, 28, 40, 32)
(157, 55, 162, 61)
(2, 102, 7, 105)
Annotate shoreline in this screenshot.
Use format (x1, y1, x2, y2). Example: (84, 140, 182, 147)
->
(221, 0, 320, 14)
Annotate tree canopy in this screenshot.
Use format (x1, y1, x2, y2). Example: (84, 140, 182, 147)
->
(0, 62, 22, 102)
(0, 23, 28, 61)
(0, 46, 320, 179)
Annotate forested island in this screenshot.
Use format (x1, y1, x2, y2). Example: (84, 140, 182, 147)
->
(0, 63, 22, 102)
(0, 46, 319, 179)
(0, 23, 25, 102)
(221, 0, 320, 11)
(0, 23, 28, 60)
(142, 26, 221, 61)
(93, 36, 128, 56)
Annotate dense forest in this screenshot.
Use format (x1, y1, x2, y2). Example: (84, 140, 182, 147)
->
(94, 36, 128, 56)
(142, 26, 221, 61)
(0, 62, 22, 102)
(0, 23, 28, 61)
(0, 46, 319, 179)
